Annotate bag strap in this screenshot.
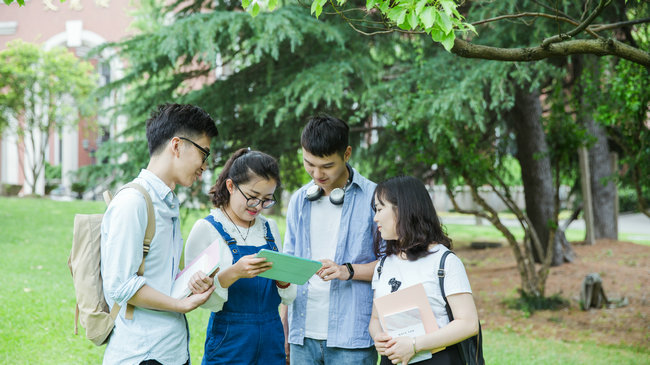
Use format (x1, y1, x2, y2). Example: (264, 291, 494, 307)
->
(109, 182, 156, 320)
(438, 250, 485, 365)
(438, 250, 454, 320)
(377, 255, 387, 280)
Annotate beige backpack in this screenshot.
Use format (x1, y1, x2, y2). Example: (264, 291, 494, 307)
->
(68, 182, 155, 346)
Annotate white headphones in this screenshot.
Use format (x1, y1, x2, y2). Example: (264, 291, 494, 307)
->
(306, 165, 353, 205)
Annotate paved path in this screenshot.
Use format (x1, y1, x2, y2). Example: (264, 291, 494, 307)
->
(440, 213, 650, 235)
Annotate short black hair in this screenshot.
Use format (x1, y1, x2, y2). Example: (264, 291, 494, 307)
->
(373, 176, 451, 260)
(209, 148, 281, 208)
(300, 114, 349, 157)
(146, 103, 219, 156)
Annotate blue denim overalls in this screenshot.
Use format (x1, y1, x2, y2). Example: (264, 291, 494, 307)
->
(202, 215, 285, 365)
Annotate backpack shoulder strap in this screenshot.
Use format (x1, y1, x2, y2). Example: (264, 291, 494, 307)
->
(438, 250, 454, 321)
(121, 182, 155, 261)
(377, 255, 388, 279)
(113, 182, 156, 320)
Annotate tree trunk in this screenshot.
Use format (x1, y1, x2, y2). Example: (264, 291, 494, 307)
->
(585, 118, 618, 239)
(510, 85, 556, 264)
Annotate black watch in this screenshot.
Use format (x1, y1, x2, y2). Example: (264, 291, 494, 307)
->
(344, 263, 354, 280)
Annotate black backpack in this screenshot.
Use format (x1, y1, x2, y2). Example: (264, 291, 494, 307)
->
(439, 250, 485, 365)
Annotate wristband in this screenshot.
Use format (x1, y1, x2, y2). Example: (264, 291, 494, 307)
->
(344, 263, 354, 280)
(276, 281, 290, 289)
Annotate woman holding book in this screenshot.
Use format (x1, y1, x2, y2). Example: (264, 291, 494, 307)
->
(185, 148, 296, 365)
(368, 176, 479, 365)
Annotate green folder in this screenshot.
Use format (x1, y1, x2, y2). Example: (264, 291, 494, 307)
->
(256, 249, 322, 285)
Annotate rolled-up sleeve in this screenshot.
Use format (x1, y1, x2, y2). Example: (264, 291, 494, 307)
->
(185, 219, 230, 312)
(101, 189, 148, 307)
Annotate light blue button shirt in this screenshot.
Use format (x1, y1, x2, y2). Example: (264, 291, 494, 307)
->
(100, 169, 188, 365)
(283, 167, 378, 349)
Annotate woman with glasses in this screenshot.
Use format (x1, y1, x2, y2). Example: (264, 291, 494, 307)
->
(185, 148, 296, 365)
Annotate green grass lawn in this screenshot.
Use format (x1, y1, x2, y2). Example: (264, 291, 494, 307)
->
(0, 197, 647, 364)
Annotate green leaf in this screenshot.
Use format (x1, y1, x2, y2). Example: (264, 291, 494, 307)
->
(439, 11, 453, 33)
(387, 7, 404, 23)
(268, 0, 278, 11)
(251, 2, 260, 16)
(441, 30, 455, 52)
(311, 0, 321, 16)
(440, 0, 454, 16)
(465, 22, 477, 35)
(366, 0, 378, 9)
(242, 0, 251, 9)
(430, 26, 444, 42)
(379, 0, 390, 13)
(409, 10, 418, 30)
(420, 7, 435, 29)
(415, 0, 427, 15)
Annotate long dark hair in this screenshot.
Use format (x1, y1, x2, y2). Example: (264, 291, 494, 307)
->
(373, 176, 451, 261)
(209, 148, 280, 208)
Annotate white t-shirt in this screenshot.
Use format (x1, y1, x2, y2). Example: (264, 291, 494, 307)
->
(304, 195, 343, 339)
(371, 245, 472, 329)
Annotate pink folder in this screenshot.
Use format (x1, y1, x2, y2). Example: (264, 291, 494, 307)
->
(170, 241, 221, 299)
(374, 282, 444, 353)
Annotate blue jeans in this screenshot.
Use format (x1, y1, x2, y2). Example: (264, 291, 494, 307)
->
(290, 338, 377, 365)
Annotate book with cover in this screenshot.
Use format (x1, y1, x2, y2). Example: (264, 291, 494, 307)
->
(383, 307, 432, 363)
(170, 241, 221, 299)
(374, 283, 445, 363)
(255, 249, 322, 285)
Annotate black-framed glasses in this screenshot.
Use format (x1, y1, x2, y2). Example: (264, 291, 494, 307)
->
(233, 181, 277, 209)
(179, 137, 210, 164)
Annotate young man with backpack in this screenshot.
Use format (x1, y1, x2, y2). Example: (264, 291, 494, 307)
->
(100, 104, 219, 365)
(282, 115, 379, 364)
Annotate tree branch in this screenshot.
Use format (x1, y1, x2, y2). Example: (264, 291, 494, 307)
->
(589, 17, 650, 32)
(541, 0, 611, 47)
(452, 37, 650, 67)
(471, 12, 600, 39)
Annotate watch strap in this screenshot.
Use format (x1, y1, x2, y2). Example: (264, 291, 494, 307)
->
(344, 262, 354, 280)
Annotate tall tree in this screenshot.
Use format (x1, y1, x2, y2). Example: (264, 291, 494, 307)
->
(0, 40, 96, 195)
(86, 0, 393, 197)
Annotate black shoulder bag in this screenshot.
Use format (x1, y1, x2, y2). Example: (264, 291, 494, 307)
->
(439, 250, 485, 365)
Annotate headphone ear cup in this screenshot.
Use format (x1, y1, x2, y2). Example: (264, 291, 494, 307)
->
(329, 188, 345, 205)
(306, 185, 323, 201)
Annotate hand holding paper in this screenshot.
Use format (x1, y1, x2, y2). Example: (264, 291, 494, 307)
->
(171, 241, 221, 299)
(255, 249, 322, 285)
(232, 254, 273, 279)
(372, 331, 392, 356)
(385, 336, 416, 365)
(316, 259, 347, 281)
(188, 268, 218, 295)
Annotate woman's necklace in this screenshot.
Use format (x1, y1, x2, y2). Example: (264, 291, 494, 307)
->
(223, 208, 252, 242)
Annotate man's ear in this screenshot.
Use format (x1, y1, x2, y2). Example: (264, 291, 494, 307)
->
(170, 136, 182, 157)
(344, 146, 352, 163)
